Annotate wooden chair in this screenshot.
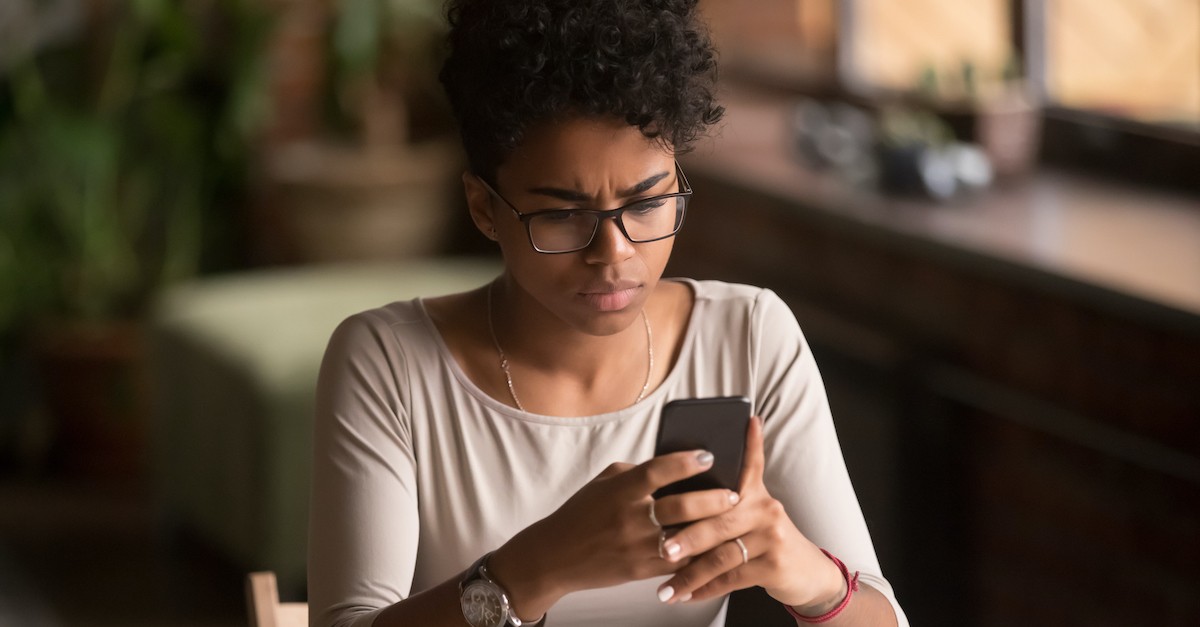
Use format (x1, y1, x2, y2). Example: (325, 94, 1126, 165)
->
(246, 571, 308, 627)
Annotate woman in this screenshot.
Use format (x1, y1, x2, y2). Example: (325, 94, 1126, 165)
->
(308, 1, 907, 626)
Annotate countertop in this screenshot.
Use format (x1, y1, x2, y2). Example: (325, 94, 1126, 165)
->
(684, 90, 1200, 334)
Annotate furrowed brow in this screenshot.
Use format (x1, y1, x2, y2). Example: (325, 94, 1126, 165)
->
(617, 171, 671, 197)
(527, 187, 592, 203)
(527, 171, 672, 203)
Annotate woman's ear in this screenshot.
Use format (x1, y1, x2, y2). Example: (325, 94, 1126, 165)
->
(462, 171, 499, 241)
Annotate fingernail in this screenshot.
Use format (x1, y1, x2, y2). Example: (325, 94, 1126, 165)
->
(664, 540, 681, 559)
(679, 592, 693, 602)
(696, 451, 714, 467)
(657, 585, 674, 603)
(728, 491, 740, 505)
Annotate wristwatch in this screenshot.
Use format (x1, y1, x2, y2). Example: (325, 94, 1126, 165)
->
(459, 552, 546, 627)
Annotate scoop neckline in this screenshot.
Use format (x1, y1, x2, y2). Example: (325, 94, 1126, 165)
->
(414, 278, 701, 426)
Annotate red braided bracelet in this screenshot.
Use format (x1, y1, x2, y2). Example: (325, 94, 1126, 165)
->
(784, 549, 860, 624)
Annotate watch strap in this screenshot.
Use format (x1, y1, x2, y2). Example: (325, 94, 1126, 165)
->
(461, 552, 548, 627)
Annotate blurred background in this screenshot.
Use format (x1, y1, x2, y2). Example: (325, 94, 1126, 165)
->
(0, 1, 1197, 625)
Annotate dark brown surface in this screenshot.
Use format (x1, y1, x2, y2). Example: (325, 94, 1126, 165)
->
(670, 87, 1200, 626)
(0, 478, 245, 627)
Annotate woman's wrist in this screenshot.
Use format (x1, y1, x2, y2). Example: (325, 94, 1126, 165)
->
(790, 575, 846, 617)
(773, 547, 849, 615)
(785, 549, 861, 623)
(489, 534, 564, 620)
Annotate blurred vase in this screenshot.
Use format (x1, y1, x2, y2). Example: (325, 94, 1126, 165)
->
(935, 93, 1042, 179)
(33, 319, 147, 481)
(258, 138, 462, 263)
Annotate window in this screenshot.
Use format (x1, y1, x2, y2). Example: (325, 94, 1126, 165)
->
(845, 0, 1015, 99)
(839, 0, 1199, 130)
(702, 0, 1199, 190)
(1043, 0, 1200, 129)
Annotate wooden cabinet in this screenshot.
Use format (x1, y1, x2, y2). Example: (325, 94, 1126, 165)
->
(669, 165, 1200, 626)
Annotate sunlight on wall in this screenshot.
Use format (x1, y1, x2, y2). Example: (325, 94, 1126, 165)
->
(851, 0, 1013, 95)
(1048, 0, 1200, 124)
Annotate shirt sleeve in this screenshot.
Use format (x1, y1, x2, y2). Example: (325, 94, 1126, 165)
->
(750, 289, 909, 626)
(308, 311, 419, 627)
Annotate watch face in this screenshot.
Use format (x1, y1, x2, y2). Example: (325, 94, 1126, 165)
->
(461, 580, 509, 627)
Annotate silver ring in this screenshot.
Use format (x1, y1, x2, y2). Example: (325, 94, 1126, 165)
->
(734, 537, 748, 565)
(648, 500, 661, 528)
(658, 530, 668, 559)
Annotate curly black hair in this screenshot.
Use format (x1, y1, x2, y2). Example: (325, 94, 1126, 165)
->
(439, 0, 724, 181)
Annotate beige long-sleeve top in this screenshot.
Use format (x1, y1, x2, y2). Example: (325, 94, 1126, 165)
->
(308, 279, 907, 627)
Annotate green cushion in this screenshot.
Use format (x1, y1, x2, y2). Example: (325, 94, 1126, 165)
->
(150, 258, 500, 589)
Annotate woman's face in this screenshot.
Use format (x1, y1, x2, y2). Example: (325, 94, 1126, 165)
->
(473, 116, 680, 337)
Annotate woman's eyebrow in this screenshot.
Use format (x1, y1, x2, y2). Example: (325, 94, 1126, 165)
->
(527, 170, 671, 202)
(617, 171, 671, 196)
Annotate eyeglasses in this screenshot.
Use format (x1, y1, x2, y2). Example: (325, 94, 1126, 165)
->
(477, 161, 692, 254)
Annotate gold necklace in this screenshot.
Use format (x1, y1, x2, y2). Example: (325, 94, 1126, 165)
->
(486, 282, 654, 412)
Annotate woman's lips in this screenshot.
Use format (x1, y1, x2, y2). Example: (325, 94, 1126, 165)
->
(579, 286, 640, 312)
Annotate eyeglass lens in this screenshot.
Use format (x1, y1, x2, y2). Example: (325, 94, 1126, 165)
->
(527, 195, 688, 252)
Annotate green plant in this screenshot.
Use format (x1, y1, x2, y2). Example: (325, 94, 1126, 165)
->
(327, 0, 449, 145)
(0, 0, 272, 333)
(916, 55, 1026, 104)
(878, 105, 954, 149)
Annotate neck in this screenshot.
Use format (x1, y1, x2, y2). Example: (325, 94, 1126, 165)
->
(489, 277, 652, 377)
(487, 277, 655, 416)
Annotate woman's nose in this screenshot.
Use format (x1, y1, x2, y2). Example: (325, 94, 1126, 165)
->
(583, 214, 635, 264)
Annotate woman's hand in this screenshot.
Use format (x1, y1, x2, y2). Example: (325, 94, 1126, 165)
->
(653, 417, 848, 615)
(490, 449, 741, 620)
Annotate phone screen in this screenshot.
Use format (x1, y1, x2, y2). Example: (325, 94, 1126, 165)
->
(653, 396, 751, 499)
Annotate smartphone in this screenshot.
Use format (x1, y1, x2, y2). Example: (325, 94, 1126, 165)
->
(652, 396, 751, 499)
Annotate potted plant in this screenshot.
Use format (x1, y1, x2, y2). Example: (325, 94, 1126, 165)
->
(0, 0, 271, 478)
(916, 58, 1042, 179)
(259, 0, 462, 263)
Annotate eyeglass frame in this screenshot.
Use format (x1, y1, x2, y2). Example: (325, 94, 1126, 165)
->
(475, 160, 692, 254)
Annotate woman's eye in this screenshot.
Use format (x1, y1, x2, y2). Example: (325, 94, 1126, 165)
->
(630, 199, 667, 214)
(538, 210, 578, 223)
